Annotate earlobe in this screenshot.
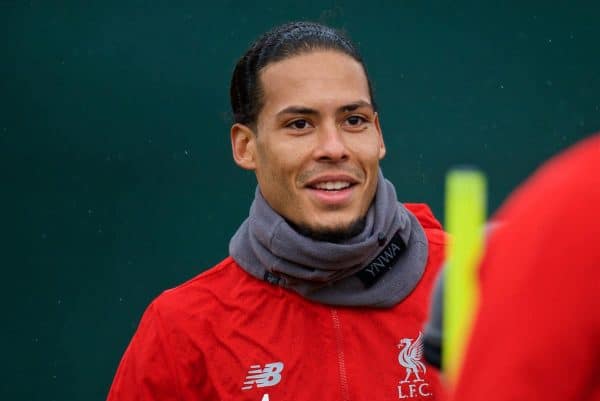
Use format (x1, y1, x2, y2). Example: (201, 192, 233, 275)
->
(374, 113, 386, 160)
(231, 123, 257, 170)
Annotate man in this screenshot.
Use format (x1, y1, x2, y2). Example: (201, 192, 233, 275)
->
(107, 21, 446, 400)
(452, 133, 600, 400)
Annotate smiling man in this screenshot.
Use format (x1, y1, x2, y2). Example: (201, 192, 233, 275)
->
(107, 22, 447, 401)
(232, 50, 383, 243)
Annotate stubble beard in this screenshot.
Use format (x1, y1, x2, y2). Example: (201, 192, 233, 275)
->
(288, 216, 367, 243)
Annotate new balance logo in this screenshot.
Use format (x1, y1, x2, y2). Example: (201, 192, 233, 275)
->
(241, 362, 284, 390)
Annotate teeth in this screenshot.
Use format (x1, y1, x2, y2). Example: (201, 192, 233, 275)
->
(314, 181, 351, 190)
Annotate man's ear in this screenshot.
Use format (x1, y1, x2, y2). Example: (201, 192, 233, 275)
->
(374, 113, 386, 160)
(231, 123, 257, 170)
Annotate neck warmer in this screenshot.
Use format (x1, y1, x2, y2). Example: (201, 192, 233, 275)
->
(229, 170, 429, 308)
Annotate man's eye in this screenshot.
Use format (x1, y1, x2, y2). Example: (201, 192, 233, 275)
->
(288, 119, 311, 129)
(346, 115, 367, 126)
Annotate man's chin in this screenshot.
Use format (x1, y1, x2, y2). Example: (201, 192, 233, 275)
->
(288, 217, 366, 243)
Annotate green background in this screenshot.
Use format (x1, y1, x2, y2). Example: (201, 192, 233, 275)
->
(2, 1, 599, 399)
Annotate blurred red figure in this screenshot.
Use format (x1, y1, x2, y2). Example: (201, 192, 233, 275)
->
(453, 133, 600, 401)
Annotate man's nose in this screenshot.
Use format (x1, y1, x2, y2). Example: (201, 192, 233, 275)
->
(313, 122, 349, 162)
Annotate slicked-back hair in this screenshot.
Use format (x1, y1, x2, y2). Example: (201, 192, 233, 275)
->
(230, 21, 377, 129)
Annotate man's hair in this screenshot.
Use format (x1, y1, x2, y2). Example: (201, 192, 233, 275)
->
(229, 21, 377, 128)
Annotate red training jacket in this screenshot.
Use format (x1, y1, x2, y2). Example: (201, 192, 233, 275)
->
(107, 203, 447, 401)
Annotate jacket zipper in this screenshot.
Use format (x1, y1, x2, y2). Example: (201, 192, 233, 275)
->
(330, 308, 350, 401)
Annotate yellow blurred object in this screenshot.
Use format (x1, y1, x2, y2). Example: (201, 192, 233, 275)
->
(443, 168, 487, 384)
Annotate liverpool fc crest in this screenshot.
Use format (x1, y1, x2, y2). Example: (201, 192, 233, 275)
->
(397, 331, 426, 382)
(396, 332, 431, 398)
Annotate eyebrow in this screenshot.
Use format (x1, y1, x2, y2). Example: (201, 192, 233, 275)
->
(339, 100, 373, 113)
(275, 100, 374, 118)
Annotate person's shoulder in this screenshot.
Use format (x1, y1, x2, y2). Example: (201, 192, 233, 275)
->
(404, 203, 442, 229)
(150, 257, 251, 315)
(546, 132, 600, 177)
(529, 133, 599, 193)
(404, 202, 445, 245)
(497, 133, 600, 223)
(483, 133, 600, 279)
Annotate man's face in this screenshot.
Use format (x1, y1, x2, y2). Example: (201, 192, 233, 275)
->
(231, 50, 386, 237)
